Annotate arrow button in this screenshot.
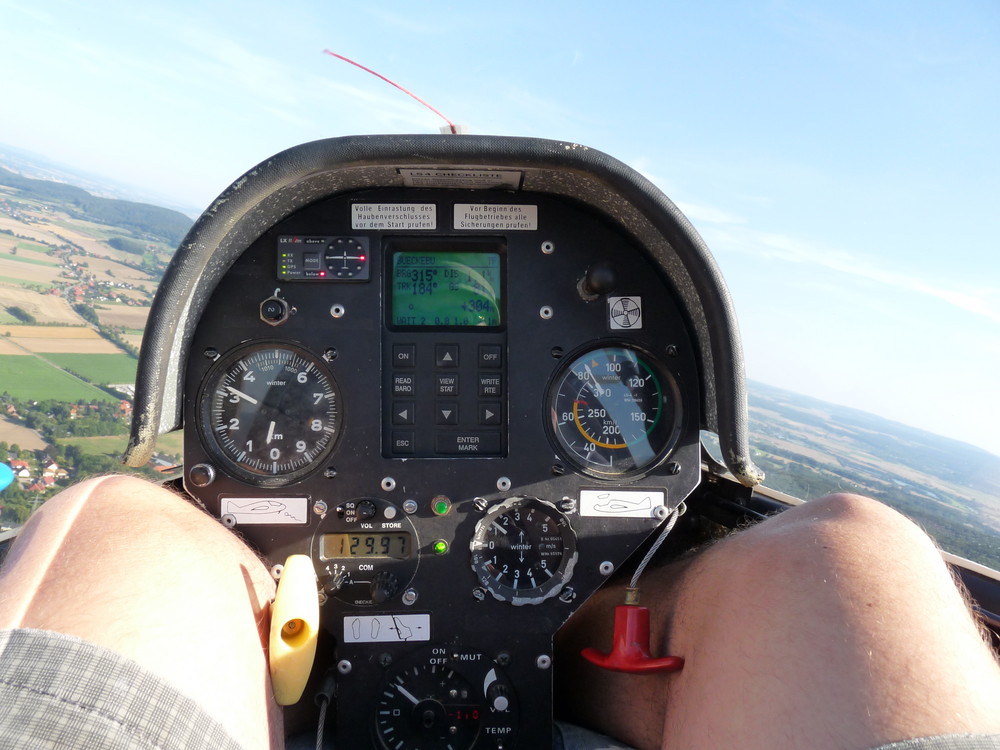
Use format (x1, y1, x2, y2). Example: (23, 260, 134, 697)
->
(392, 403, 415, 425)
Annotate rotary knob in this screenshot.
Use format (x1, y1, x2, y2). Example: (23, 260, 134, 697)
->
(487, 682, 510, 712)
(370, 571, 401, 604)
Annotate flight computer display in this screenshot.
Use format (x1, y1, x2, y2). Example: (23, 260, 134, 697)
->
(389, 244, 504, 328)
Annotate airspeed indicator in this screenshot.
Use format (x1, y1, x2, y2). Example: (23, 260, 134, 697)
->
(547, 345, 682, 478)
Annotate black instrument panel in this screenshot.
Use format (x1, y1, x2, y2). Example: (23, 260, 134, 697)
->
(181, 187, 702, 749)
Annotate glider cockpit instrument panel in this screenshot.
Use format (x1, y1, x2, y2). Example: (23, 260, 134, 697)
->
(126, 135, 762, 749)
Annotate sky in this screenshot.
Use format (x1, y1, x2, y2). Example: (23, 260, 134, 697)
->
(1, 0, 998, 456)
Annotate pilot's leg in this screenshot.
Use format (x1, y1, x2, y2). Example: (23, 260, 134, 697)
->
(0, 475, 281, 750)
(556, 493, 1000, 750)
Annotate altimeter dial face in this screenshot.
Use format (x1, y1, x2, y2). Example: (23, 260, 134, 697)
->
(199, 343, 341, 485)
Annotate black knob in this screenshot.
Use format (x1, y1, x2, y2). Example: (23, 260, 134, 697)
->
(582, 262, 617, 296)
(370, 571, 400, 604)
(356, 500, 377, 521)
(260, 296, 289, 325)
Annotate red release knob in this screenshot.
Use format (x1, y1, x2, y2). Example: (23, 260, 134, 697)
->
(580, 605, 685, 674)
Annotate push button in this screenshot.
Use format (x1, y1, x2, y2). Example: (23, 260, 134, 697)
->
(479, 344, 502, 368)
(479, 374, 502, 398)
(436, 404, 459, 425)
(435, 432, 502, 455)
(393, 344, 416, 368)
(479, 403, 501, 426)
(435, 344, 459, 368)
(392, 373, 415, 396)
(392, 404, 415, 425)
(436, 374, 459, 396)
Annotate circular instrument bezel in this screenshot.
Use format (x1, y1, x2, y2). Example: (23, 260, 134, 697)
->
(469, 496, 578, 606)
(545, 342, 683, 479)
(197, 341, 342, 487)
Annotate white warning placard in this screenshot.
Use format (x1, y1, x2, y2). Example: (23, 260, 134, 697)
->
(454, 204, 538, 231)
(351, 203, 436, 230)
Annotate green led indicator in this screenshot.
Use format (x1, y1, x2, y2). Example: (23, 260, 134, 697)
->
(432, 496, 451, 516)
(433, 540, 449, 555)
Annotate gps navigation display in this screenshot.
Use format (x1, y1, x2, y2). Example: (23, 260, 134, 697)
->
(390, 248, 503, 328)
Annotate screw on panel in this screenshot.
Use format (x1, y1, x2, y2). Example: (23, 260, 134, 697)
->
(472, 587, 486, 602)
(221, 514, 237, 528)
(324, 467, 337, 479)
(203, 347, 219, 360)
(536, 655, 552, 670)
(330, 304, 346, 319)
(378, 653, 393, 668)
(496, 652, 512, 667)
(317, 590, 328, 606)
(337, 660, 352, 675)
(599, 561, 615, 576)
(381, 477, 397, 492)
(313, 500, 328, 516)
(667, 462, 681, 476)
(551, 464, 565, 476)
(271, 564, 284, 581)
(189, 463, 215, 487)
(654, 505, 670, 520)
(539, 306, 554, 320)
(402, 588, 418, 606)
(496, 477, 512, 492)
(473, 497, 490, 512)
(323, 348, 338, 362)
(551, 346, 564, 359)
(666, 345, 679, 358)
(541, 241, 555, 254)
(558, 587, 577, 603)
(558, 497, 577, 513)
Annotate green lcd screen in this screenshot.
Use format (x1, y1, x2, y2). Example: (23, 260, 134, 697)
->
(391, 251, 502, 327)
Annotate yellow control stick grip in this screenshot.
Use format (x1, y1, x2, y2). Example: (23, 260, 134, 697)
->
(269, 554, 320, 705)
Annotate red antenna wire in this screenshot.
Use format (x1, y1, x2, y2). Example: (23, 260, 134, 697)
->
(323, 50, 458, 134)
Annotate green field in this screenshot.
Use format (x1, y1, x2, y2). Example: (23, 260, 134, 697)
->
(45, 353, 137, 384)
(0, 355, 117, 401)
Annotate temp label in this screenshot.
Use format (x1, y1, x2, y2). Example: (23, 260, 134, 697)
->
(343, 614, 431, 643)
(454, 203, 538, 231)
(219, 497, 309, 525)
(352, 203, 436, 230)
(580, 489, 666, 518)
(400, 168, 522, 190)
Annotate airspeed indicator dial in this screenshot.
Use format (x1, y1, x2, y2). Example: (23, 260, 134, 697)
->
(199, 343, 341, 486)
(547, 345, 682, 477)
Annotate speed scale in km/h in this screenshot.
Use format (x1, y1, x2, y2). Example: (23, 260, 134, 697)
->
(547, 345, 683, 478)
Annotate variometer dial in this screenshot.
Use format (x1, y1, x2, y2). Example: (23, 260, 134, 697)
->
(547, 345, 682, 477)
(470, 497, 577, 605)
(198, 342, 341, 485)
